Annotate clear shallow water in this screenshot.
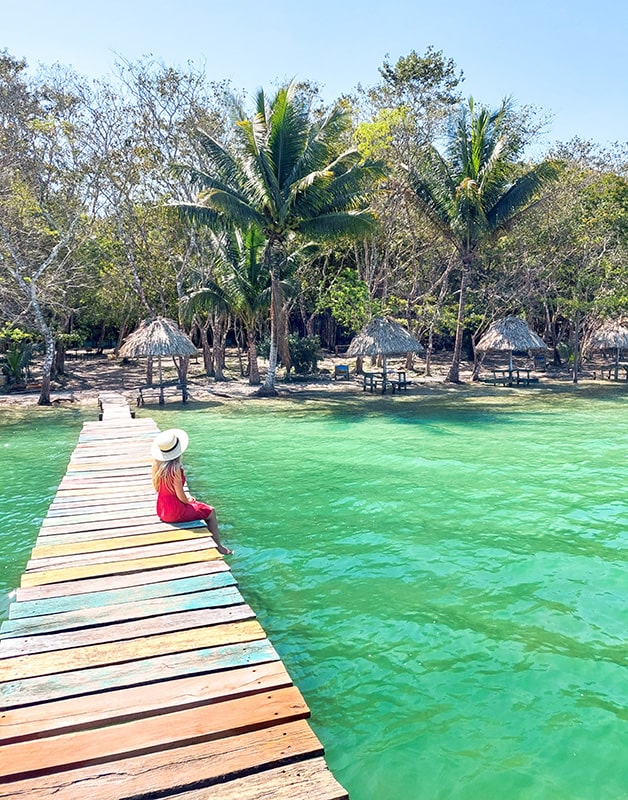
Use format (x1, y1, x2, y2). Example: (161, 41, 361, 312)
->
(1, 391, 627, 799)
(0, 407, 89, 620)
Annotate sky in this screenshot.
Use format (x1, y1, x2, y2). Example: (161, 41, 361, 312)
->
(2, 0, 627, 155)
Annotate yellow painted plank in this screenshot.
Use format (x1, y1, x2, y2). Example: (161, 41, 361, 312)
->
(0, 619, 265, 681)
(20, 549, 222, 587)
(31, 528, 210, 559)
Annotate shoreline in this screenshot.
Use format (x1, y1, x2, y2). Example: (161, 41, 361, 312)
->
(1, 350, 626, 410)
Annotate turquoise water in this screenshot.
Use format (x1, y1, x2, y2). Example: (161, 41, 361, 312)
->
(1, 390, 627, 799)
(0, 407, 89, 620)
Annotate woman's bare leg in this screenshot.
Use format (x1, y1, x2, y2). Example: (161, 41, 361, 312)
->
(205, 509, 233, 555)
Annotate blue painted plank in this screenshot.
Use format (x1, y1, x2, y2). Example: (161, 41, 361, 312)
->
(1, 584, 244, 638)
(8, 571, 236, 620)
(0, 639, 279, 708)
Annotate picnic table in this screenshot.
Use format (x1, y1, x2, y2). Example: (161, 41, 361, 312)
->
(136, 382, 189, 405)
(491, 368, 536, 387)
(599, 362, 628, 381)
(362, 370, 410, 394)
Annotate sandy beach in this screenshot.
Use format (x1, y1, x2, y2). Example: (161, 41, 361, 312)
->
(0, 348, 625, 410)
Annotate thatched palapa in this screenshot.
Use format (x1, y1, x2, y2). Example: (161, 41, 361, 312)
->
(476, 316, 547, 371)
(347, 317, 424, 383)
(347, 317, 425, 358)
(585, 319, 628, 352)
(119, 317, 197, 359)
(119, 317, 197, 404)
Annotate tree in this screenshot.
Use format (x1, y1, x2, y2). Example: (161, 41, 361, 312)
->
(0, 54, 101, 404)
(407, 97, 560, 381)
(183, 226, 272, 384)
(179, 82, 383, 395)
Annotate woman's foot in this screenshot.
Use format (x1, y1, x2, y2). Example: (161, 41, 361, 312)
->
(217, 543, 233, 555)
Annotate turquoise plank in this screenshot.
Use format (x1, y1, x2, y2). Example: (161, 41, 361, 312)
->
(1, 585, 244, 638)
(8, 571, 236, 620)
(0, 639, 279, 708)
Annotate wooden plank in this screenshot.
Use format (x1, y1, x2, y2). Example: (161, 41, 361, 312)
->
(35, 519, 206, 546)
(20, 547, 222, 587)
(40, 504, 157, 527)
(0, 618, 265, 681)
(0, 720, 323, 800)
(164, 759, 348, 800)
(1, 638, 279, 708)
(0, 585, 245, 642)
(11, 561, 231, 612)
(30, 527, 210, 559)
(0, 661, 293, 744)
(0, 604, 256, 660)
(45, 499, 155, 517)
(0, 686, 309, 781)
(33, 515, 189, 537)
(26, 536, 216, 571)
(5, 572, 236, 629)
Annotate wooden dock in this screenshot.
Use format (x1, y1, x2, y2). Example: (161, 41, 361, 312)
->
(0, 395, 348, 799)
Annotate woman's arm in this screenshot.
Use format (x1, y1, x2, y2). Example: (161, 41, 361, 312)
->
(173, 470, 192, 504)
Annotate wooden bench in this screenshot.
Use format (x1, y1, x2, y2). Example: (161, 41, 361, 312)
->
(136, 383, 189, 406)
(491, 368, 538, 387)
(389, 371, 410, 393)
(362, 371, 411, 394)
(333, 364, 351, 381)
(599, 363, 628, 380)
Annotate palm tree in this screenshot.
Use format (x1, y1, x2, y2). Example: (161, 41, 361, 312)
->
(183, 226, 272, 385)
(407, 97, 560, 382)
(179, 82, 383, 395)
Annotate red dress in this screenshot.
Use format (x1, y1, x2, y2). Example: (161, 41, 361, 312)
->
(156, 469, 214, 523)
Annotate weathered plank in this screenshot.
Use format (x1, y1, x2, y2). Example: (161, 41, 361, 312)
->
(0, 686, 309, 781)
(26, 535, 216, 571)
(0, 720, 323, 800)
(0, 585, 245, 643)
(0, 661, 293, 744)
(6, 562, 236, 624)
(158, 758, 348, 800)
(0, 617, 265, 681)
(30, 526, 210, 560)
(40, 504, 157, 527)
(1, 638, 279, 708)
(20, 547, 222, 587)
(10, 560, 231, 612)
(35, 518, 206, 546)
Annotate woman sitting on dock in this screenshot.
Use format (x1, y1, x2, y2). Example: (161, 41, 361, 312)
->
(151, 428, 233, 555)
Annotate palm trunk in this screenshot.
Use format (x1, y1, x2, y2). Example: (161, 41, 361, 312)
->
(260, 244, 282, 397)
(572, 310, 580, 384)
(247, 327, 261, 385)
(446, 263, 468, 383)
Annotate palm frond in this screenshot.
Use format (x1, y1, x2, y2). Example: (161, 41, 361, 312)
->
(486, 159, 562, 231)
(176, 202, 221, 230)
(297, 209, 377, 240)
(204, 189, 266, 230)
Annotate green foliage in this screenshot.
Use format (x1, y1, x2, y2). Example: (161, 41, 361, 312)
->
(287, 334, 320, 374)
(0, 324, 34, 348)
(258, 334, 321, 374)
(325, 268, 372, 332)
(57, 332, 84, 349)
(1, 342, 34, 386)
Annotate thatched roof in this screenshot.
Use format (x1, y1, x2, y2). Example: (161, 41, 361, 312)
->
(476, 316, 547, 352)
(585, 320, 628, 351)
(119, 317, 197, 358)
(346, 317, 425, 357)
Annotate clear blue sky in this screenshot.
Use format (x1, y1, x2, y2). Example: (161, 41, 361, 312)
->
(3, 0, 626, 154)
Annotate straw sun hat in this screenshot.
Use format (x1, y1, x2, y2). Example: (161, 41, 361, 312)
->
(151, 429, 189, 462)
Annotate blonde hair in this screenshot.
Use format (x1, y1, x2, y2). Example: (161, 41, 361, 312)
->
(152, 457, 181, 492)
